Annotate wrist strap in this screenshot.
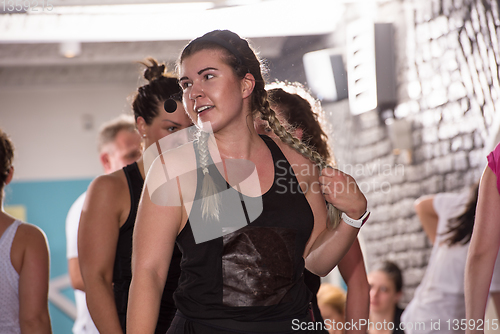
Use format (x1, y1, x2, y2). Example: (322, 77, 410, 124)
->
(341, 211, 370, 228)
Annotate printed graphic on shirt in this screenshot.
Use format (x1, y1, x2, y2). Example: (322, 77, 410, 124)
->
(222, 226, 296, 307)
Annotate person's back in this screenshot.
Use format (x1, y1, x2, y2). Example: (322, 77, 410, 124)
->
(0, 219, 51, 334)
(419, 192, 470, 294)
(79, 60, 192, 334)
(0, 219, 22, 333)
(66, 115, 141, 334)
(402, 186, 481, 334)
(0, 128, 51, 334)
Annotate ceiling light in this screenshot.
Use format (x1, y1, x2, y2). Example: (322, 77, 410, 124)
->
(59, 41, 81, 58)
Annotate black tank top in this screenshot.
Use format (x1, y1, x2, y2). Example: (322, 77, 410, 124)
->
(303, 269, 326, 331)
(113, 162, 182, 333)
(174, 135, 314, 323)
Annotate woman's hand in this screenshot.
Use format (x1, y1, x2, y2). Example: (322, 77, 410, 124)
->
(320, 167, 367, 220)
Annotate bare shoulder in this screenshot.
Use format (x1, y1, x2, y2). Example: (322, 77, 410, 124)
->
(10, 222, 49, 275)
(414, 195, 436, 210)
(88, 169, 128, 195)
(14, 223, 49, 252)
(82, 169, 132, 229)
(84, 170, 129, 212)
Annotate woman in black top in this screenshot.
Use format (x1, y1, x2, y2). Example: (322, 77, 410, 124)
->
(257, 83, 369, 333)
(128, 30, 368, 334)
(79, 59, 193, 333)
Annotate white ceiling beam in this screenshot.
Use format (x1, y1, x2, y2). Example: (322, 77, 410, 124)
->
(0, 0, 343, 43)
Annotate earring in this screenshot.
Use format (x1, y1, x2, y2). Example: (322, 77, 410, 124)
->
(142, 134, 146, 138)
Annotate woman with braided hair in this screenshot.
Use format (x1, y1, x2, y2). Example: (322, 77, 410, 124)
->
(260, 83, 332, 162)
(128, 30, 368, 334)
(78, 58, 193, 333)
(255, 82, 369, 334)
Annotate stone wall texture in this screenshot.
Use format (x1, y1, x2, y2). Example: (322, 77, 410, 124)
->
(326, 0, 500, 304)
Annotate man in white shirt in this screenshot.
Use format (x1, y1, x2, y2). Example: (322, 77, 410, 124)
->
(65, 115, 142, 334)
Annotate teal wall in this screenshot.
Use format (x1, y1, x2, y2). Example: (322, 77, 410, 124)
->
(5, 178, 93, 334)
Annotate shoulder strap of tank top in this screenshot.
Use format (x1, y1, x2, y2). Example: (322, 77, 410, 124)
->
(259, 135, 289, 166)
(0, 220, 22, 253)
(124, 161, 143, 184)
(124, 162, 143, 191)
(121, 162, 143, 232)
(193, 135, 291, 188)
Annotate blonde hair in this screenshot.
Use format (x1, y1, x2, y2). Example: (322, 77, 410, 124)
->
(182, 30, 341, 228)
(196, 131, 221, 220)
(317, 283, 346, 316)
(97, 115, 137, 153)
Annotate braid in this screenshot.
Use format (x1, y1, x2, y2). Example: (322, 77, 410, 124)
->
(259, 95, 342, 229)
(267, 85, 333, 165)
(181, 30, 341, 227)
(197, 131, 221, 220)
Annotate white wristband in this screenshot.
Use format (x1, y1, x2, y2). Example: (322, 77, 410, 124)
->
(341, 211, 370, 228)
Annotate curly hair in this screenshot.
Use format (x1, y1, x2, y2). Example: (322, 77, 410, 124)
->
(0, 129, 14, 201)
(267, 83, 333, 165)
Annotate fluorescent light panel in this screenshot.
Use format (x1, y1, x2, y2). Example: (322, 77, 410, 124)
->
(28, 2, 214, 14)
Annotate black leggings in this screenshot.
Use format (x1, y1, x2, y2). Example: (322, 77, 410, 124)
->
(166, 310, 323, 334)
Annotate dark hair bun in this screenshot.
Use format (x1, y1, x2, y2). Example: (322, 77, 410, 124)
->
(142, 58, 166, 82)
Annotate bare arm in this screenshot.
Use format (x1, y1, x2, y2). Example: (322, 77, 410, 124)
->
(17, 225, 52, 334)
(414, 195, 438, 244)
(68, 258, 85, 291)
(338, 238, 369, 334)
(78, 175, 125, 334)
(127, 180, 184, 334)
(304, 167, 367, 277)
(465, 167, 500, 334)
(306, 224, 361, 277)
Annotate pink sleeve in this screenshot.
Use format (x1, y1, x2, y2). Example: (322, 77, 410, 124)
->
(487, 142, 500, 193)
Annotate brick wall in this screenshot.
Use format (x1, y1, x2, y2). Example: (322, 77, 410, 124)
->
(326, 0, 500, 304)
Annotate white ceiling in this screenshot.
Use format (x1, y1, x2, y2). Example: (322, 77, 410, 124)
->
(20, 0, 253, 6)
(0, 0, 346, 69)
(0, 0, 343, 42)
